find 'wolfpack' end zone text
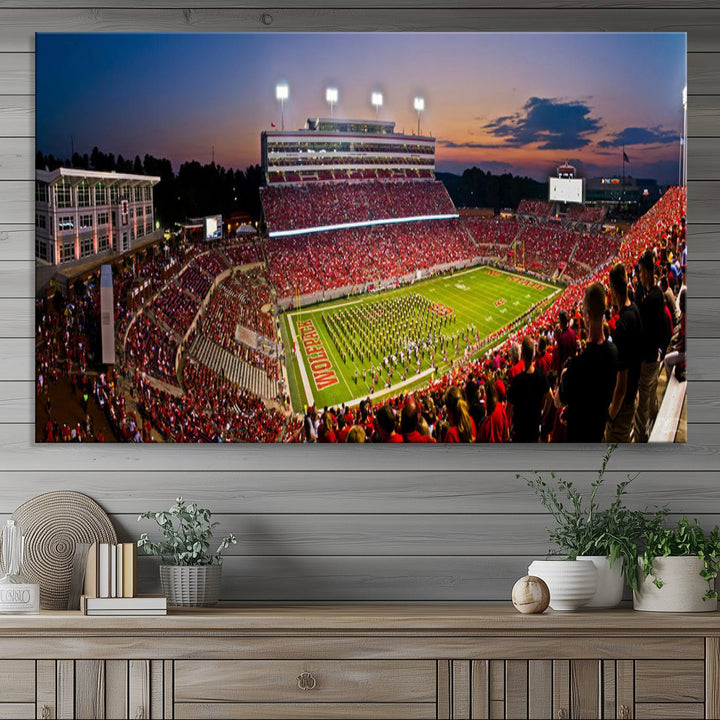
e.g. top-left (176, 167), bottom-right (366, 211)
top-left (297, 319), bottom-right (339, 390)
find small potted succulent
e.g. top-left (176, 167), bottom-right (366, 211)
top-left (633, 516), bottom-right (720, 613)
top-left (138, 497), bottom-right (236, 607)
top-left (519, 445), bottom-right (665, 609)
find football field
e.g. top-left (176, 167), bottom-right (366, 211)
top-left (281, 265), bottom-right (559, 410)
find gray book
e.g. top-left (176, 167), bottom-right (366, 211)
top-left (67, 543), bottom-right (91, 610)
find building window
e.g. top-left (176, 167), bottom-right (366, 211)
top-left (80, 236), bottom-right (94, 258)
top-left (77, 184), bottom-right (91, 207)
top-left (144, 186), bottom-right (151, 201)
top-left (58, 216), bottom-right (74, 232)
top-left (35, 238), bottom-right (47, 260)
top-left (146, 222), bottom-right (152, 235)
top-left (35, 213), bottom-right (47, 229)
top-left (136, 206), bottom-right (144, 217)
top-left (111, 211), bottom-right (117, 227)
top-left (97, 211), bottom-right (109, 226)
top-left (146, 206), bottom-right (152, 217)
top-left (109, 186), bottom-right (120, 204)
top-left (60, 241), bottom-right (75, 263)
top-left (55, 183), bottom-right (73, 208)
top-left (35, 182), bottom-right (49, 203)
top-left (98, 234), bottom-right (110, 251)
top-left (95, 184), bottom-right (107, 206)
top-left (79, 214), bottom-right (93, 229)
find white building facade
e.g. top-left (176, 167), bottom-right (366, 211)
top-left (35, 167), bottom-right (160, 266)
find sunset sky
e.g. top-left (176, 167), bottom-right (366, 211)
top-left (37, 33), bottom-right (686, 184)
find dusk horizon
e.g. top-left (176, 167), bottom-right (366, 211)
top-left (37, 32), bottom-right (686, 186)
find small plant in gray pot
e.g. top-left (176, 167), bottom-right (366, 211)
top-left (138, 497), bottom-right (236, 607)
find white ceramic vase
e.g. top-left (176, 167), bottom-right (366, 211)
top-left (577, 555), bottom-right (624, 608)
top-left (633, 556), bottom-right (718, 613)
top-left (527, 559), bottom-right (598, 611)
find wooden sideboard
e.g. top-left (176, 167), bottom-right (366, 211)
top-left (0, 606), bottom-right (717, 719)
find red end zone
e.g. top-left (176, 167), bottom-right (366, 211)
top-left (297, 319), bottom-right (339, 390)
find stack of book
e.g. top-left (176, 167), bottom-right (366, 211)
top-left (81, 542), bottom-right (167, 615)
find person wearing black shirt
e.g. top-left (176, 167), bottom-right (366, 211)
top-left (633, 250), bottom-right (667, 442)
top-left (507, 336), bottom-right (552, 443)
top-left (556, 282), bottom-right (618, 442)
top-left (606, 263), bottom-right (643, 442)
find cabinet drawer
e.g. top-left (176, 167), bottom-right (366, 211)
top-left (174, 702), bottom-right (436, 719)
top-left (0, 661), bottom-right (35, 702)
top-left (174, 660), bottom-right (436, 703)
top-left (635, 703), bottom-right (704, 719)
top-left (0, 705), bottom-right (34, 720)
top-left (635, 660), bottom-right (704, 702)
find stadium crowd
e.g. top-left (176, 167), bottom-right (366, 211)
top-left (290, 186), bottom-right (686, 443)
top-left (261, 178), bottom-right (456, 233)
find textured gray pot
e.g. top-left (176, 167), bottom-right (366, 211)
top-left (633, 556), bottom-right (717, 612)
top-left (159, 564), bottom-right (221, 607)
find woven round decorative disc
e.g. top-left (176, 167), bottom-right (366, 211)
top-left (11, 491), bottom-right (117, 610)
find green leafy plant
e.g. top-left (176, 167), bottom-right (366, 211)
top-left (137, 497), bottom-right (237, 566)
top-left (517, 444), bottom-right (666, 592)
top-left (640, 515), bottom-right (720, 601)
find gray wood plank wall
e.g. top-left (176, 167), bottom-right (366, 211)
top-left (0, 2), bottom-right (718, 602)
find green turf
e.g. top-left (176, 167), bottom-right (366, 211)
top-left (283, 265), bottom-right (559, 410)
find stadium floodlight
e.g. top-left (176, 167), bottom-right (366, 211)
top-left (414, 96), bottom-right (425, 135)
top-left (326, 87), bottom-right (338, 118)
top-left (371, 91), bottom-right (383, 120)
top-left (275, 83), bottom-right (289, 131)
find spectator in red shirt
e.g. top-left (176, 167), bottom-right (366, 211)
top-left (477, 380), bottom-right (509, 443)
top-left (375, 404), bottom-right (403, 443)
top-left (401, 396), bottom-right (435, 443)
top-left (443, 386), bottom-right (476, 443)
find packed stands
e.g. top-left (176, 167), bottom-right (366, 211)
top-left (266, 219), bottom-right (475, 298)
top-left (261, 179), bottom-right (456, 233)
top-left (517, 199), bottom-right (552, 218)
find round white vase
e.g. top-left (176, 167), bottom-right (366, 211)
top-left (577, 555), bottom-right (624, 608)
top-left (633, 556), bottom-right (718, 613)
top-left (527, 559), bottom-right (597, 611)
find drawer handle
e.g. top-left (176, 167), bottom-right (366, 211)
top-left (40, 705), bottom-right (51, 720)
top-left (619, 704), bottom-right (631, 719)
top-left (134, 705), bottom-right (146, 719)
top-left (557, 710), bottom-right (567, 719)
top-left (297, 672), bottom-right (317, 691)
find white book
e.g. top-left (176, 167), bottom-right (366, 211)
top-left (84, 595), bottom-right (167, 611)
top-left (98, 543), bottom-right (111, 598)
top-left (110, 544), bottom-right (117, 598)
top-left (116, 544), bottom-right (124, 598)
top-left (85, 609), bottom-right (167, 616)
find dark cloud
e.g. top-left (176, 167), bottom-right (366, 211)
top-left (482, 97), bottom-right (603, 150)
top-left (597, 126), bottom-right (678, 148)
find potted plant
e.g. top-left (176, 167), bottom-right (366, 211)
top-left (519, 444), bottom-right (665, 609)
top-left (633, 516), bottom-right (720, 613)
top-left (138, 497), bottom-right (236, 607)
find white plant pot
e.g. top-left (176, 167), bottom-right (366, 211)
top-left (633, 556), bottom-right (717, 613)
top-left (577, 555), bottom-right (624, 608)
top-left (527, 559), bottom-right (597, 611)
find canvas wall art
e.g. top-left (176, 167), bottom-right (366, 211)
top-left (35, 32), bottom-right (687, 443)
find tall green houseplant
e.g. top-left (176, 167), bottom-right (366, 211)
top-left (518, 444), bottom-right (665, 591)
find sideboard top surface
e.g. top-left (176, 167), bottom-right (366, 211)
top-left (0, 606), bottom-right (718, 636)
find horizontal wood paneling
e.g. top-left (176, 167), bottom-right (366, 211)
top-left (0, 9), bottom-right (713, 53)
top-left (0, 53), bottom-right (32, 94)
top-left (0, 95), bottom-right (31, 136)
top-left (0, 3), bottom-right (718, 19)
top-left (0, 469), bottom-right (718, 512)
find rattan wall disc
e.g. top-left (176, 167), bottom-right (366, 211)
top-left (11, 491), bottom-right (117, 610)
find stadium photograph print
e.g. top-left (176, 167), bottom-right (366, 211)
top-left (34, 32), bottom-right (687, 444)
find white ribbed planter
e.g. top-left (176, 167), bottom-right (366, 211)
top-left (577, 556), bottom-right (624, 609)
top-left (527, 559), bottom-right (597, 611)
top-left (633, 556), bottom-right (717, 613)
top-left (160, 564), bottom-right (222, 607)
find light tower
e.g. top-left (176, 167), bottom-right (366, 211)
top-left (275, 83), bottom-right (289, 131)
top-left (326, 87), bottom-right (338, 118)
top-left (682, 85), bottom-right (688, 188)
top-left (414, 96), bottom-right (425, 136)
top-left (371, 91), bottom-right (383, 120)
